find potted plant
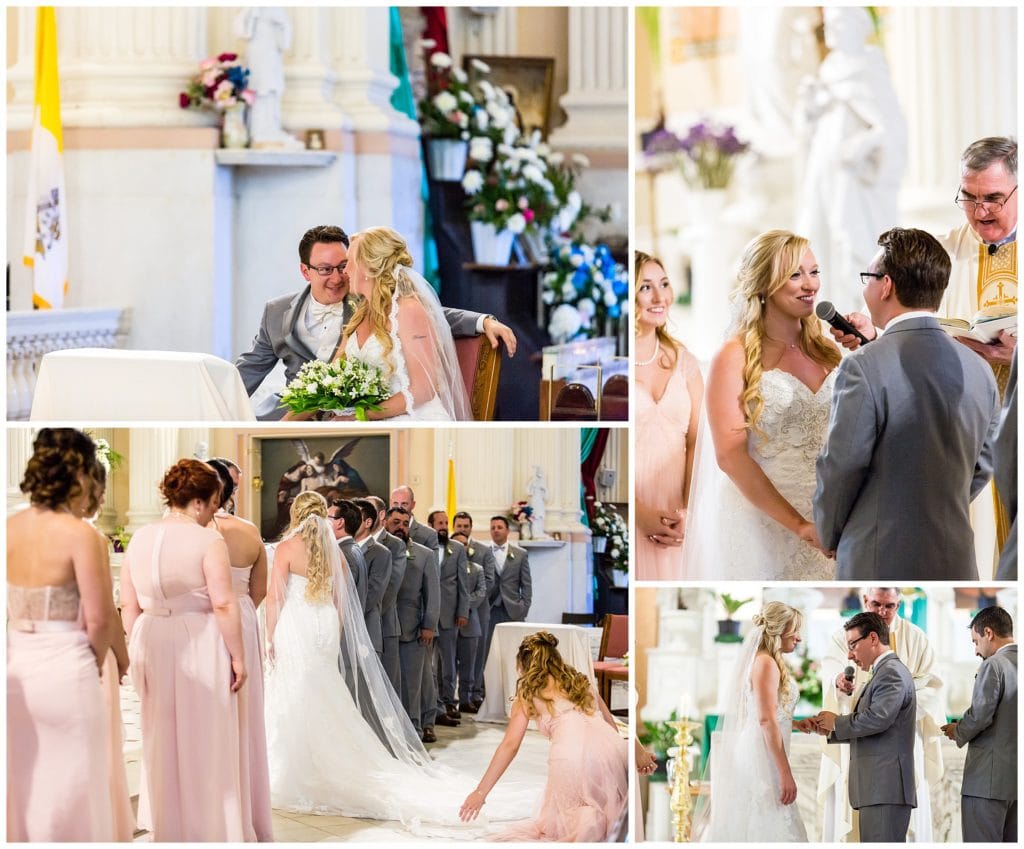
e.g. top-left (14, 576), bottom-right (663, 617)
top-left (639, 711), bottom-right (679, 782)
top-left (509, 501), bottom-right (533, 540)
top-left (592, 501), bottom-right (628, 586)
top-left (417, 50), bottom-right (475, 180)
top-left (715, 593), bottom-right (752, 643)
top-left (179, 53), bottom-right (255, 149)
top-left (109, 526), bottom-right (132, 554)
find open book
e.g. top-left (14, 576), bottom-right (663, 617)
top-left (938, 307), bottom-right (1017, 344)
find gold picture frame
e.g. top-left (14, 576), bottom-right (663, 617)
top-left (464, 54), bottom-right (556, 140)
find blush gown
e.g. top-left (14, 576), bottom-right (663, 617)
top-left (494, 695), bottom-right (629, 842)
top-left (125, 520), bottom-right (246, 841)
top-left (7, 581), bottom-right (115, 841)
top-left (636, 346), bottom-right (701, 580)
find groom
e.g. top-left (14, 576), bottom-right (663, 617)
top-left (235, 224), bottom-right (519, 419)
top-left (813, 227), bottom-right (1000, 580)
top-left (814, 611), bottom-right (917, 843)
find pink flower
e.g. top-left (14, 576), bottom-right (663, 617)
top-left (199, 58), bottom-right (216, 71)
top-left (495, 199), bottom-right (510, 212)
top-left (523, 209), bottom-right (535, 223)
top-left (217, 52), bottom-right (238, 63)
top-left (517, 196), bottom-right (529, 210)
top-left (241, 89), bottom-right (256, 106)
top-left (179, 92), bottom-right (191, 109)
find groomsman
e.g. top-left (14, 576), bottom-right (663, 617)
top-left (453, 511), bottom-right (496, 710)
top-left (427, 510), bottom-right (469, 723)
top-left (815, 612), bottom-right (917, 843)
top-left (451, 529), bottom-right (488, 713)
top-left (352, 498), bottom-right (392, 662)
top-left (327, 499), bottom-right (367, 608)
top-left (485, 516), bottom-right (532, 665)
top-left (370, 497), bottom-right (408, 694)
top-left (387, 507), bottom-right (440, 743)
top-left (942, 606), bottom-right (1017, 842)
top-left (390, 485), bottom-right (438, 549)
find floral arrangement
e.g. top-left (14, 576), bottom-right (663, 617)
top-left (417, 50), bottom-right (476, 141)
top-left (542, 240), bottom-right (629, 344)
top-left (279, 359), bottom-right (391, 421)
top-left (643, 119), bottom-right (749, 190)
top-left (592, 501), bottom-right (628, 572)
top-left (509, 501), bottom-right (533, 525)
top-left (789, 647), bottom-right (823, 707)
top-left (179, 53), bottom-right (254, 112)
top-left (109, 526), bottom-right (132, 554)
top-left (86, 433), bottom-right (123, 474)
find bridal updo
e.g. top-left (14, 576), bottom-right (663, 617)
top-left (732, 230), bottom-right (840, 436)
top-left (342, 226), bottom-right (416, 379)
top-left (287, 491), bottom-right (333, 603)
top-left (753, 601), bottom-right (802, 700)
top-left (514, 631), bottom-right (596, 718)
top-left (21, 428), bottom-right (100, 510)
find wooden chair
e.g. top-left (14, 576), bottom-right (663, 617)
top-left (454, 335), bottom-right (501, 421)
top-left (600, 374), bottom-right (629, 421)
top-left (550, 382), bottom-right (598, 420)
top-left (593, 613), bottom-right (628, 707)
top-left (561, 612), bottom-right (596, 626)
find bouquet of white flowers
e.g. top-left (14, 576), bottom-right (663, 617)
top-left (592, 501), bottom-right (629, 573)
top-left (279, 359), bottom-right (391, 421)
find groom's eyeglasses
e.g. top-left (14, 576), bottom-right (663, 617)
top-left (859, 272), bottom-right (885, 286)
top-left (847, 634), bottom-right (869, 651)
top-left (306, 263), bottom-right (348, 277)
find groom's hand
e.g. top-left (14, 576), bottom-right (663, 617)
top-left (834, 672), bottom-right (855, 696)
top-left (420, 627), bottom-right (435, 646)
top-left (483, 316), bottom-right (517, 357)
top-left (814, 710), bottom-right (837, 734)
top-left (940, 721), bottom-right (958, 741)
top-left (828, 311), bottom-right (877, 351)
top-left (793, 718), bottom-right (817, 734)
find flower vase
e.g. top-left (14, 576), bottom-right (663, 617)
top-left (611, 568), bottom-right (629, 588)
top-left (426, 138), bottom-right (468, 181)
top-left (592, 535), bottom-right (608, 553)
top-left (519, 521), bottom-right (532, 541)
top-left (470, 221), bottom-right (515, 265)
top-left (221, 103), bottom-right (249, 149)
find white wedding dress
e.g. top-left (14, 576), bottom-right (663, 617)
top-left (344, 331), bottom-right (449, 421)
top-left (684, 368), bottom-right (837, 580)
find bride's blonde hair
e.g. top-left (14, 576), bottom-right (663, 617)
top-left (733, 230), bottom-right (840, 436)
top-left (288, 491), bottom-right (333, 603)
top-left (753, 601), bottom-right (802, 701)
top-left (341, 226), bottom-right (416, 379)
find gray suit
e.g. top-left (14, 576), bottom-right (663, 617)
top-left (954, 644), bottom-right (1017, 842)
top-left (829, 652), bottom-right (917, 842)
top-left (485, 543), bottom-right (532, 664)
top-left (433, 540), bottom-right (470, 709)
top-left (359, 537), bottom-right (392, 656)
top-left (234, 284), bottom-right (485, 420)
top-left (376, 529), bottom-right (408, 694)
top-left (409, 517), bottom-right (439, 550)
top-left (338, 537), bottom-right (367, 610)
top-left (396, 540), bottom-right (439, 733)
top-left (456, 561), bottom-right (487, 704)
top-left (464, 540), bottom-right (496, 701)
top-left (994, 350), bottom-right (1017, 581)
top-left (814, 316), bottom-right (999, 580)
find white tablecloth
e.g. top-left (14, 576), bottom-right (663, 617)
top-left (475, 622), bottom-right (596, 722)
top-left (30, 348), bottom-right (255, 421)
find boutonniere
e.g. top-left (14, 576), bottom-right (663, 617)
top-left (446, 545), bottom-right (453, 556)
top-left (468, 546), bottom-right (475, 557)
top-left (507, 549), bottom-right (515, 561)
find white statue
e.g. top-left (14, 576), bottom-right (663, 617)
top-left (525, 465), bottom-right (549, 539)
top-left (235, 7), bottom-right (303, 150)
top-left (796, 7), bottom-right (907, 311)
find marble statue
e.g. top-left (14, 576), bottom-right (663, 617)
top-left (235, 7), bottom-right (303, 150)
top-left (526, 465), bottom-right (548, 538)
top-left (796, 7), bottom-right (907, 311)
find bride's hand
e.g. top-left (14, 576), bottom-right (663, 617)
top-left (795, 520), bottom-right (830, 556)
top-left (779, 768), bottom-right (798, 806)
top-left (459, 789), bottom-right (486, 822)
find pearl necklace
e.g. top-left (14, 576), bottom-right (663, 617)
top-left (636, 338), bottom-right (660, 367)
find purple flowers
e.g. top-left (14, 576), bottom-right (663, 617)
top-left (643, 119), bottom-right (749, 189)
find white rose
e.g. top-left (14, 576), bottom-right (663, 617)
top-left (475, 110), bottom-right (489, 132)
top-left (572, 153), bottom-right (591, 168)
top-left (536, 143), bottom-right (551, 158)
top-left (561, 282), bottom-right (577, 299)
top-left (430, 52), bottom-right (453, 69)
top-left (548, 304), bottom-right (583, 342)
top-left (432, 91), bottom-right (458, 113)
top-left (452, 67), bottom-right (468, 84)
top-left (542, 289), bottom-right (555, 304)
top-left (506, 212), bottom-right (527, 235)
top-left (610, 548), bottom-right (621, 558)
top-left (521, 163), bottom-right (545, 184)
top-left (461, 170), bottom-right (484, 194)
top-left (549, 151), bottom-right (565, 167)
top-left (577, 297), bottom-right (596, 318)
top-left (469, 137), bottom-right (493, 162)
top-left (543, 272), bottom-right (559, 286)
top-left (458, 90), bottom-right (475, 105)
top-left (568, 190), bottom-right (582, 212)
top-left (471, 58), bottom-right (491, 74)
top-left (570, 254), bottom-right (584, 268)
top-left (604, 290), bottom-right (618, 307)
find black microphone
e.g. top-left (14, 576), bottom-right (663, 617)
top-left (844, 665), bottom-right (855, 683)
top-left (988, 243), bottom-right (999, 256)
top-left (816, 301), bottom-right (873, 346)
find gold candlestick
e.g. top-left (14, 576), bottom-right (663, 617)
top-left (668, 718), bottom-right (701, 842)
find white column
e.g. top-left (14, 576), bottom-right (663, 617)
top-left (548, 8), bottom-right (628, 151)
top-left (7, 429), bottom-right (35, 515)
top-left (885, 7), bottom-right (1017, 224)
top-left (447, 7), bottom-right (517, 64)
top-left (125, 429), bottom-right (178, 532)
top-left (8, 7), bottom-right (210, 130)
top-left (433, 429), bottom-right (516, 524)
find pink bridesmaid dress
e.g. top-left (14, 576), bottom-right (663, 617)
top-left (495, 696), bottom-right (628, 842)
top-left (636, 346), bottom-right (701, 580)
top-left (7, 581), bottom-right (114, 841)
top-left (231, 564), bottom-right (274, 841)
top-left (100, 649), bottom-right (136, 840)
top-left (125, 521), bottom-right (246, 842)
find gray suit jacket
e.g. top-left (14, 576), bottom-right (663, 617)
top-left (435, 539), bottom-right (470, 630)
top-left (830, 652), bottom-right (917, 809)
top-left (464, 540), bottom-right (496, 612)
top-left (954, 644), bottom-right (1017, 801)
top-left (360, 537), bottom-right (392, 652)
top-left (234, 284), bottom-right (485, 419)
top-left (396, 540), bottom-right (439, 643)
top-left (409, 518), bottom-right (439, 550)
top-left (338, 537), bottom-right (367, 610)
top-left (459, 561), bottom-right (488, 638)
top-left (814, 317), bottom-right (999, 581)
top-left (377, 529), bottom-right (408, 640)
top-left (489, 544), bottom-right (532, 620)
top-left (994, 350), bottom-right (1017, 581)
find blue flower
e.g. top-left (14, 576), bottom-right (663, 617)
top-left (608, 303), bottom-right (621, 319)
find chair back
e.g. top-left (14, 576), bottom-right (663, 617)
top-left (561, 612), bottom-right (595, 626)
top-left (598, 613), bottom-right (628, 660)
top-left (454, 335), bottom-right (501, 421)
top-left (551, 382), bottom-right (597, 420)
top-left (600, 374), bottom-right (629, 420)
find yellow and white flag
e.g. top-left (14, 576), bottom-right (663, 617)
top-left (23, 7), bottom-right (68, 309)
top-left (446, 444), bottom-right (457, 521)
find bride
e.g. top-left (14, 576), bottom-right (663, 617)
top-left (264, 491), bottom-right (525, 832)
top-left (694, 602), bottom-right (813, 842)
top-left (331, 226), bottom-right (470, 421)
top-left (683, 230), bottom-right (840, 580)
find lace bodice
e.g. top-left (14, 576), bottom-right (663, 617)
top-left (739, 669), bottom-right (800, 753)
top-left (344, 332), bottom-right (409, 406)
top-left (7, 581), bottom-right (81, 623)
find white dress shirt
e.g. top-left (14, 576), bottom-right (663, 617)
top-left (294, 295), bottom-right (348, 361)
top-left (492, 542), bottom-right (508, 574)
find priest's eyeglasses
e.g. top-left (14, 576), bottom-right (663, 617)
top-left (954, 184), bottom-right (1017, 212)
top-left (305, 263), bottom-right (348, 277)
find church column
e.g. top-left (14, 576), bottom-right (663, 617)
top-left (446, 7), bottom-right (518, 64)
top-left (884, 7), bottom-right (1017, 225)
top-left (7, 429), bottom-right (35, 515)
top-left (125, 429), bottom-right (179, 532)
top-left (433, 429), bottom-right (515, 526)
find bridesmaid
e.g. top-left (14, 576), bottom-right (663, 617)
top-left (207, 459), bottom-right (273, 841)
top-left (634, 252), bottom-right (704, 579)
top-left (459, 632), bottom-right (628, 841)
top-left (7, 429), bottom-right (117, 840)
top-left (120, 459), bottom-right (248, 841)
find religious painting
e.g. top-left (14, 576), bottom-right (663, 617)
top-left (255, 433), bottom-right (391, 540)
top-left (464, 55), bottom-right (555, 139)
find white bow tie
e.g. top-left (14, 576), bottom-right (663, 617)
top-left (310, 300), bottom-right (345, 322)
